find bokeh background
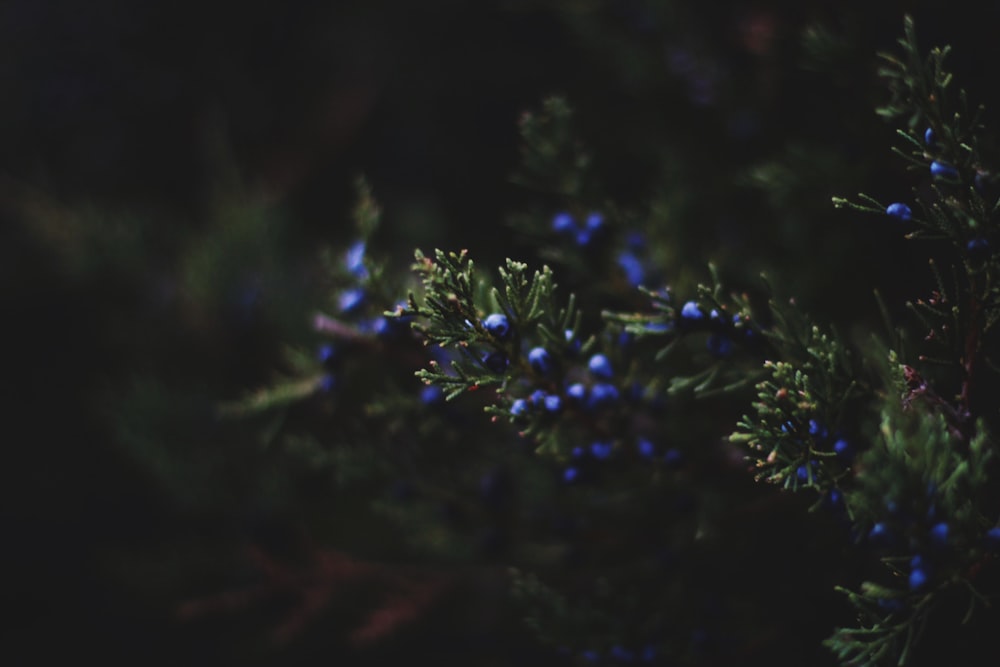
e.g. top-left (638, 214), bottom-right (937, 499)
top-left (5, 1), bottom-right (1000, 664)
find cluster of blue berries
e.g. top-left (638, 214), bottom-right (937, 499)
top-left (507, 349), bottom-right (622, 427)
top-left (675, 300), bottom-right (755, 358)
top-left (567, 643), bottom-right (660, 664)
top-left (884, 128), bottom-right (993, 263)
top-left (553, 208), bottom-right (657, 290)
top-left (565, 353), bottom-right (622, 413)
top-left (865, 483), bottom-right (1000, 595)
top-left (561, 434), bottom-right (684, 485)
top-left (884, 125), bottom-right (954, 222)
top-left (552, 210), bottom-right (607, 248)
top-left (510, 388), bottom-right (563, 418)
top-left (923, 125), bottom-right (960, 181)
top-left (478, 312), bottom-right (514, 375)
top-left (487, 316), bottom-right (683, 482)
top-left (874, 524), bottom-right (945, 593)
top-left (771, 417), bottom-right (855, 494)
top-left (806, 420), bottom-right (855, 465)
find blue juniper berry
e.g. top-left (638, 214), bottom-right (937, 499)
top-left (420, 384), bottom-right (444, 405)
top-left (570, 212), bottom-right (606, 248)
top-left (833, 438), bottom-right (854, 462)
top-left (564, 329), bottom-right (582, 354)
top-left (566, 382), bottom-right (588, 403)
top-left (636, 438), bottom-right (656, 459)
top-left (528, 346), bottom-right (553, 375)
top-left (618, 250), bottom-right (645, 287)
top-left (590, 441), bottom-right (614, 460)
top-left (483, 313), bottom-right (511, 339)
top-left (543, 394), bottom-right (562, 412)
top-left (588, 382), bottom-right (620, 408)
top-left (588, 353), bottom-right (613, 380)
top-left (808, 419), bottom-right (828, 439)
top-left (975, 170), bottom-right (996, 194)
top-left (680, 300), bottom-right (704, 322)
top-left (966, 237), bottom-right (990, 262)
top-left (317, 343), bottom-right (337, 365)
top-left (930, 522), bottom-right (949, 547)
top-left (885, 202), bottom-right (913, 221)
top-left (552, 211), bottom-right (576, 234)
top-left (585, 211), bottom-right (604, 232)
top-left (510, 398), bottom-right (529, 417)
top-left (930, 160), bottom-right (959, 179)
top-left (338, 287), bottom-right (366, 313)
top-left (869, 522), bottom-right (891, 545)
top-left (345, 240), bottom-right (368, 279)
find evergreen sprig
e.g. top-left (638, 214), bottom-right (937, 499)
top-left (602, 266), bottom-right (765, 398)
top-left (820, 17), bottom-right (1000, 666)
top-left (729, 287), bottom-right (869, 497)
top-left (404, 248), bottom-right (571, 401)
top-left (824, 580), bottom-right (930, 667)
top-left (824, 403), bottom-right (994, 667)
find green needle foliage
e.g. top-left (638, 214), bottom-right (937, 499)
top-left (215, 16), bottom-right (1000, 665)
top-left (40, 9), bottom-right (1000, 667)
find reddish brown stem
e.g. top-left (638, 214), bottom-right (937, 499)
top-left (957, 289), bottom-right (980, 429)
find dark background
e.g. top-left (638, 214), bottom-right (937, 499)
top-left (4, 1), bottom-right (1000, 664)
